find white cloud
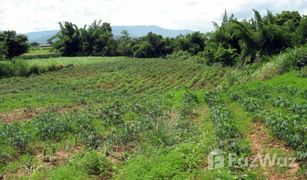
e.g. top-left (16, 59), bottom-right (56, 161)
top-left (0, 0), bottom-right (306, 33)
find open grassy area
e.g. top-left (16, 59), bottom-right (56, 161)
top-left (0, 56), bottom-right (306, 179)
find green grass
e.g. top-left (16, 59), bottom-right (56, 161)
top-left (27, 47), bottom-right (52, 54)
top-left (26, 56), bottom-right (122, 67)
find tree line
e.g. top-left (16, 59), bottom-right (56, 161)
top-left (50, 10), bottom-right (307, 66)
top-left (0, 9), bottom-right (306, 66)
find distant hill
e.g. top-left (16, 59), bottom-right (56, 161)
top-left (111, 25), bottom-right (192, 38)
top-left (26, 25), bottom-right (193, 44)
top-left (26, 30), bottom-right (58, 44)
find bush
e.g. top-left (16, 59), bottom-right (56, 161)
top-left (28, 65), bottom-right (40, 75)
top-left (298, 66), bottom-right (307, 77)
top-left (0, 60), bottom-right (29, 77)
top-left (11, 61), bottom-right (29, 76)
top-left (132, 42), bottom-right (155, 58)
top-left (0, 62), bottom-right (13, 77)
top-left (0, 60), bottom-right (66, 78)
top-left (167, 50), bottom-right (191, 61)
top-left (47, 64), bottom-right (64, 71)
top-left (80, 151), bottom-right (114, 177)
top-left (214, 46), bottom-right (238, 66)
top-left (167, 50), bottom-right (208, 64)
top-left (18, 53), bottom-right (61, 60)
top-left (281, 47), bottom-right (307, 71)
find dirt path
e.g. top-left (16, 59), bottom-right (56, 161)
top-left (250, 122), bottom-right (301, 180)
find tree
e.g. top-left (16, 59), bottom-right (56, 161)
top-left (176, 32), bottom-right (206, 55)
top-left (274, 11), bottom-right (301, 31)
top-left (83, 20), bottom-right (115, 56)
top-left (52, 20), bottom-right (116, 56)
top-left (132, 41), bottom-right (155, 58)
top-left (296, 16), bottom-right (307, 44)
top-left (116, 30), bottom-right (133, 56)
top-left (132, 32), bottom-right (172, 58)
top-left (205, 9), bottom-right (300, 65)
top-left (30, 42), bottom-right (39, 47)
top-left (0, 31), bottom-right (29, 60)
top-left (52, 22), bottom-right (81, 56)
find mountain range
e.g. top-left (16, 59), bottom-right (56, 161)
top-left (25, 25), bottom-right (193, 44)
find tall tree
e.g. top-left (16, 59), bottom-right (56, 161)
top-left (52, 22), bottom-right (81, 56)
top-left (0, 31), bottom-right (29, 60)
top-left (117, 30), bottom-right (133, 56)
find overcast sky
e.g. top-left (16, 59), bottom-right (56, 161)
top-left (0, 0), bottom-right (307, 33)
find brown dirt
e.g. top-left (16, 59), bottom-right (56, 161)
top-left (48, 146), bottom-right (82, 166)
top-left (250, 122), bottom-right (301, 180)
top-left (0, 107), bottom-right (45, 123)
top-left (109, 144), bottom-right (134, 164)
top-left (35, 146), bottom-right (82, 169)
top-left (99, 83), bottom-right (115, 90)
top-left (0, 105), bottom-right (83, 123)
top-left (3, 146), bottom-right (82, 179)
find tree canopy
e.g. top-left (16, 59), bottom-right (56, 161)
top-left (49, 10), bottom-right (307, 66)
top-left (0, 31), bottom-right (29, 60)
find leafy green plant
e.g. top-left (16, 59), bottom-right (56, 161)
top-left (80, 151), bottom-right (114, 177)
top-left (0, 124), bottom-right (30, 152)
top-left (272, 96), bottom-right (291, 108)
top-left (292, 103), bottom-right (307, 118)
top-left (33, 113), bottom-right (71, 140)
top-left (98, 102), bottom-right (125, 126)
top-left (242, 97), bottom-right (263, 113)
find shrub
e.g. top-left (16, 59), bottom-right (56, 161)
top-left (0, 62), bottom-right (13, 77)
top-left (167, 50), bottom-right (191, 61)
top-left (167, 51), bottom-right (208, 64)
top-left (298, 65), bottom-right (307, 77)
top-left (18, 53), bottom-right (61, 60)
top-left (80, 151), bottom-right (114, 177)
top-left (132, 42), bottom-right (155, 58)
top-left (281, 47), bottom-right (307, 71)
top-left (214, 46), bottom-right (238, 66)
top-left (28, 65), bottom-right (40, 75)
top-left (49, 151), bottom-right (114, 179)
top-left (11, 60), bottom-right (29, 76)
top-left (0, 60), bottom-right (66, 78)
top-left (147, 116), bottom-right (179, 146)
top-left (47, 64), bottom-right (64, 71)
top-left (0, 60), bottom-right (29, 77)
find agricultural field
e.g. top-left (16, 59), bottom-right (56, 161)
top-left (0, 56), bottom-right (306, 179)
top-left (19, 47), bottom-right (60, 60)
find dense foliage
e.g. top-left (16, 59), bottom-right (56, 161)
top-left (0, 31), bottom-right (29, 60)
top-left (50, 10), bottom-right (307, 67)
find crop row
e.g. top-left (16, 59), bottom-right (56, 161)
top-left (204, 92), bottom-right (248, 154)
top-left (230, 86), bottom-right (307, 160)
top-left (0, 92), bottom-right (202, 172)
